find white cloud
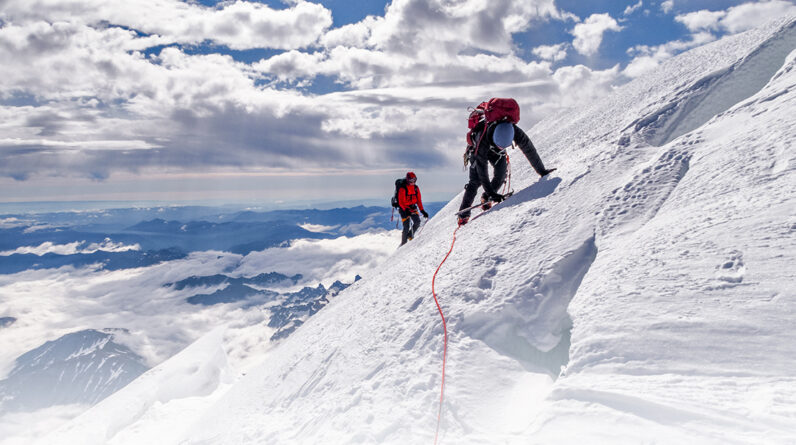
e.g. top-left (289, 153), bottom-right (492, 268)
top-left (0, 0), bottom-right (333, 50)
top-left (368, 0), bottom-right (570, 57)
top-left (532, 43), bottom-right (568, 62)
top-left (0, 217), bottom-right (32, 228)
top-left (236, 232), bottom-right (398, 286)
top-left (571, 13), bottom-right (623, 56)
top-left (0, 229), bottom-right (402, 383)
top-left (252, 50), bottom-right (327, 84)
top-left (675, 1), bottom-right (795, 34)
top-left (0, 250), bottom-right (247, 371)
top-left (640, 0), bottom-right (796, 80)
top-left (717, 1), bottom-right (796, 33)
top-left (661, 0), bottom-right (675, 14)
top-left (675, 9), bottom-right (726, 32)
top-left (0, 238), bottom-right (141, 256)
top-left (298, 223), bottom-right (340, 233)
top-left (624, 1), bottom-right (643, 17)
top-left (320, 16), bottom-right (380, 49)
top-left (552, 64), bottom-right (621, 106)
top-left (0, 0), bottom-right (615, 184)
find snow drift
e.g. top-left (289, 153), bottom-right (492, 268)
top-left (39, 17), bottom-right (796, 445)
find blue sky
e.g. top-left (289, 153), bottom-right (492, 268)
top-left (0, 0), bottom-right (793, 207)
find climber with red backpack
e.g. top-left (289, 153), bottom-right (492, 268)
top-left (392, 172), bottom-right (429, 245)
top-left (457, 98), bottom-right (556, 225)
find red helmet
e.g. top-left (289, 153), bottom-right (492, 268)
top-left (406, 172), bottom-right (417, 181)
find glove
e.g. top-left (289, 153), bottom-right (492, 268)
top-left (421, 210), bottom-right (429, 218)
top-left (490, 193), bottom-right (505, 203)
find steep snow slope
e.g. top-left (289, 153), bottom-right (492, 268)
top-left (40, 17), bottom-right (796, 445)
top-left (44, 328), bottom-right (232, 445)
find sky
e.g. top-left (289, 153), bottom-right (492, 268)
top-left (1, 0), bottom-right (794, 207)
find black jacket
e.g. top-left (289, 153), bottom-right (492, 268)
top-left (469, 122), bottom-right (545, 197)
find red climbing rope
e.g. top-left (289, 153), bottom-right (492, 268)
top-left (431, 225), bottom-right (460, 444)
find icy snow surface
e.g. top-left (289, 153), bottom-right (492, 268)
top-left (39, 17), bottom-right (796, 445)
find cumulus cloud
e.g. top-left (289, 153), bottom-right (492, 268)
top-left (320, 16), bottom-right (380, 49)
top-left (532, 43), bottom-right (568, 62)
top-left (552, 64), bottom-right (621, 106)
top-left (0, 0), bottom-right (617, 184)
top-left (675, 9), bottom-right (726, 31)
top-left (0, 0), bottom-right (333, 50)
top-left (676, 1), bottom-right (796, 34)
top-left (661, 0), bottom-right (675, 14)
top-left (571, 13), bottom-right (623, 56)
top-left (368, 0), bottom-right (570, 57)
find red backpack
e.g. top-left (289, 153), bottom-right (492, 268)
top-left (465, 98), bottom-right (520, 162)
top-left (467, 98), bottom-right (520, 130)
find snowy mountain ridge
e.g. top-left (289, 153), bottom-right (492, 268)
top-left (39, 17), bottom-right (796, 445)
top-left (0, 329), bottom-right (149, 414)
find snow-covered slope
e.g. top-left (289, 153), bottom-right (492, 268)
top-left (41, 17), bottom-right (796, 445)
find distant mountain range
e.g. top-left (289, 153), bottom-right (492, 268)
top-left (170, 272), bottom-right (360, 340)
top-left (0, 246), bottom-right (187, 275)
top-left (0, 204), bottom-right (444, 275)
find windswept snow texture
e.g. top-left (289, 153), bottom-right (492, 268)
top-left (628, 21), bottom-right (796, 147)
top-left (40, 17), bottom-right (796, 445)
top-left (0, 330), bottom-right (148, 413)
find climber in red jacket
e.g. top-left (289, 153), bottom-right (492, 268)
top-left (398, 172), bottom-right (429, 245)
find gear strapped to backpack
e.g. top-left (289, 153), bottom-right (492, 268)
top-left (464, 98), bottom-right (520, 166)
top-left (391, 178), bottom-right (407, 208)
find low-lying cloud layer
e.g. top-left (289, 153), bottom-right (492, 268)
top-left (0, 238), bottom-right (140, 256)
top-left (0, 229), bottom-right (399, 378)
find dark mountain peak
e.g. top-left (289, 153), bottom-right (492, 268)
top-left (328, 280), bottom-right (351, 297)
top-left (169, 274), bottom-right (230, 290)
top-left (186, 282), bottom-right (278, 306)
top-left (0, 328), bottom-right (148, 412)
top-left (245, 272), bottom-right (302, 286)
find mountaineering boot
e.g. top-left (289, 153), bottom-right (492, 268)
top-left (541, 167), bottom-right (557, 176)
top-left (480, 192), bottom-right (493, 211)
top-left (481, 196), bottom-right (492, 211)
top-left (458, 216), bottom-right (469, 226)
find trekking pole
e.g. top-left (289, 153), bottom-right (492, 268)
top-left (415, 217), bottom-right (428, 238)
